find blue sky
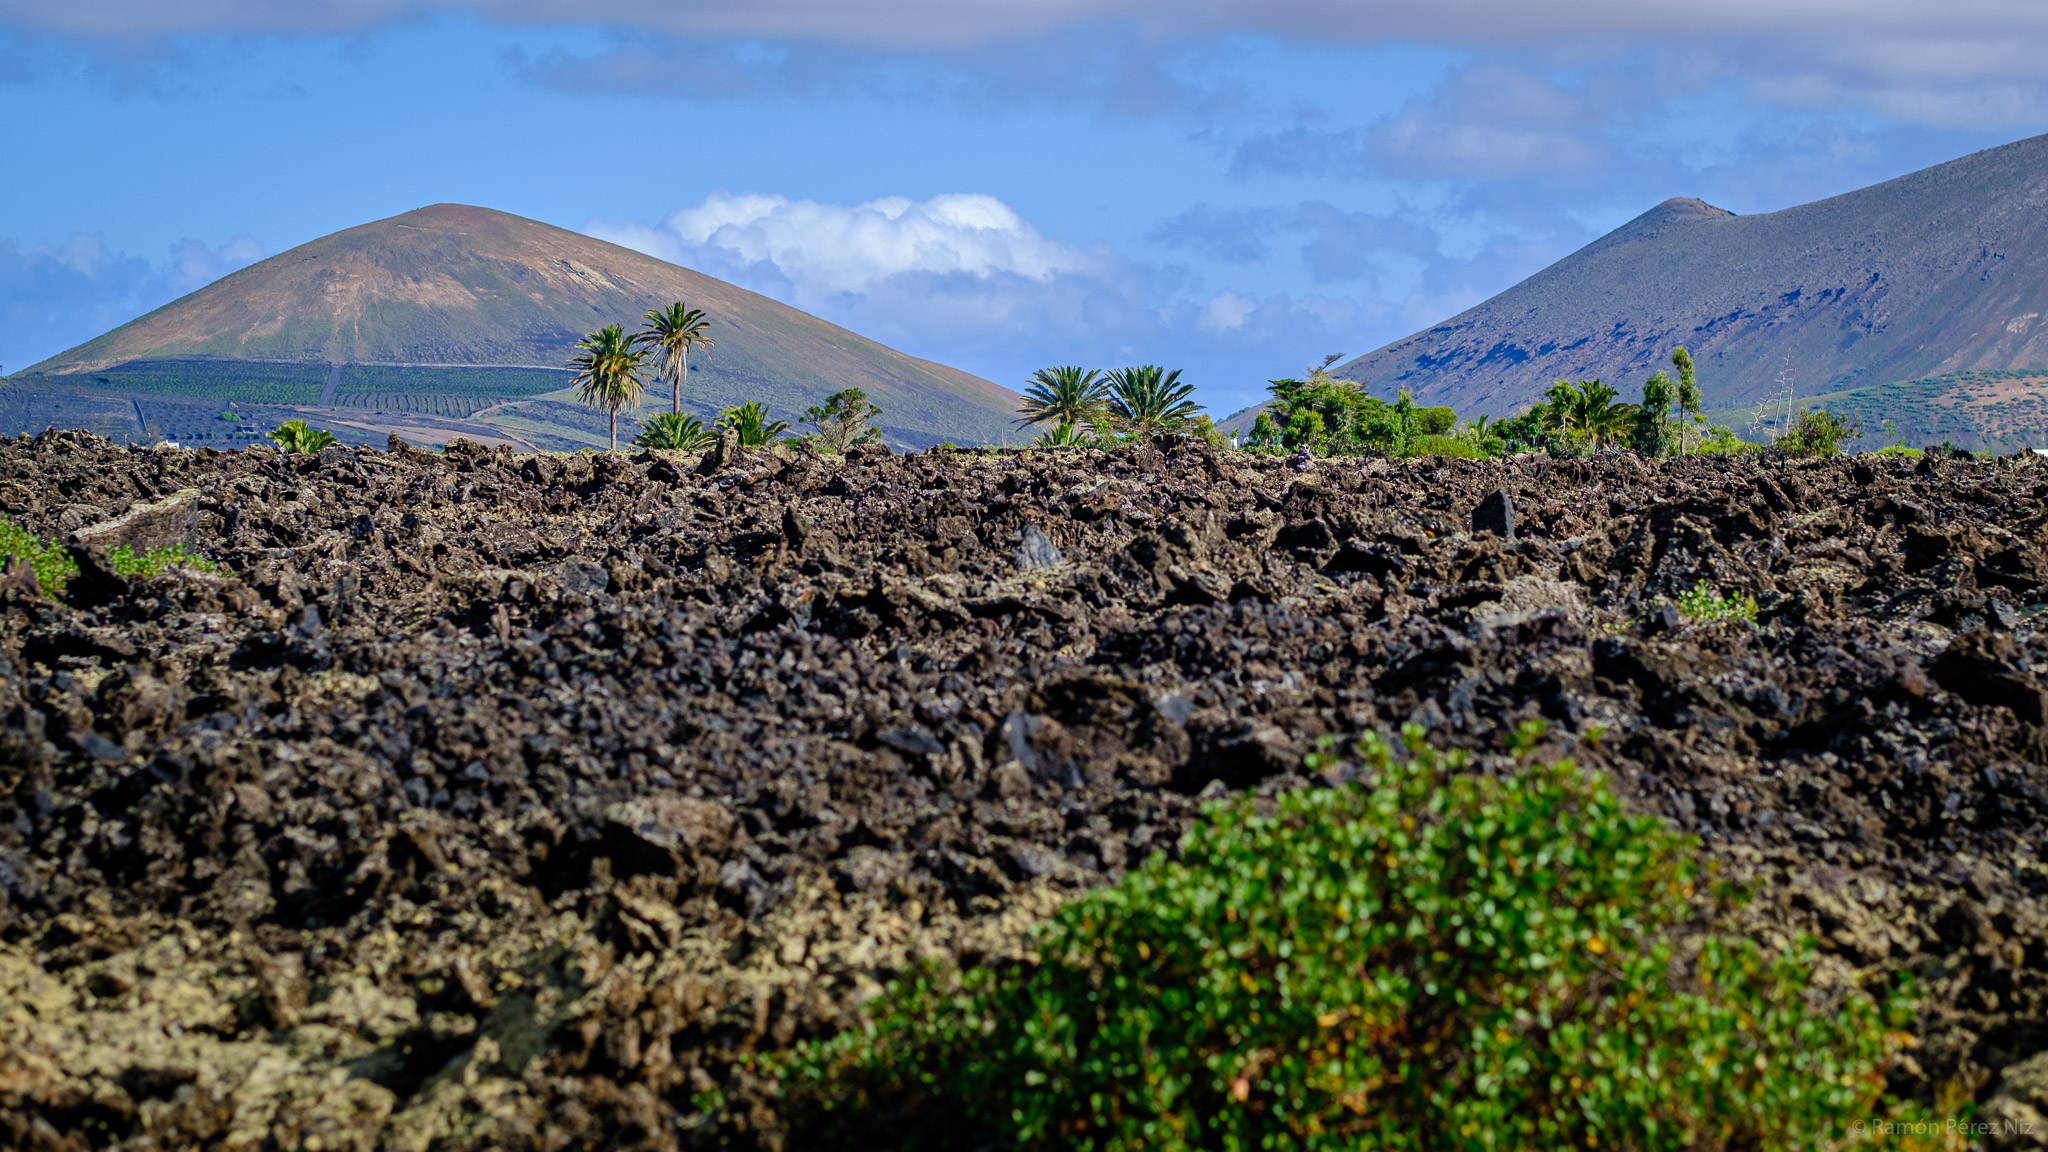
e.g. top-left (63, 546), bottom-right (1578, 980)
top-left (2, 1), bottom-right (2044, 418)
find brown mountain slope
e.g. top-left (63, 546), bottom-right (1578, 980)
top-left (1257, 133), bottom-right (2048, 432)
top-left (22, 204), bottom-right (1019, 448)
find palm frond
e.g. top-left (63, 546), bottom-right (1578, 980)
top-left (1017, 366), bottom-right (1107, 428)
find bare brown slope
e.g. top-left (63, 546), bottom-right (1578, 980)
top-left (26, 204), bottom-right (1019, 446)
top-left (1305, 134), bottom-right (2048, 424)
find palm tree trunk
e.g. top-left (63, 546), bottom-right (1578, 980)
top-left (610, 409), bottom-right (618, 453)
top-left (672, 351), bottom-right (681, 415)
top-left (679, 350), bottom-right (688, 415)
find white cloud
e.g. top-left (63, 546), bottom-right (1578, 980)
top-left (590, 191), bottom-right (1100, 304)
top-left (1201, 289), bottom-right (1255, 332)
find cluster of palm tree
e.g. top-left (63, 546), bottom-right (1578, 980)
top-left (1541, 379), bottom-right (1636, 450)
top-left (568, 303), bottom-right (716, 452)
top-left (1015, 365), bottom-right (1204, 446)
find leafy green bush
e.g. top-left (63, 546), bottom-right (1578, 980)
top-left (633, 411), bottom-right (716, 452)
top-left (108, 542), bottom-right (216, 579)
top-left (268, 420), bottom-right (338, 454)
top-left (0, 516), bottom-right (79, 597)
top-left (1402, 433), bottom-right (1487, 459)
top-left (1872, 444), bottom-right (1924, 458)
top-left (1776, 408), bottom-right (1860, 457)
top-left (1695, 425), bottom-right (1758, 455)
top-left (780, 726), bottom-right (1915, 1151)
top-left (1675, 579), bottom-right (1758, 623)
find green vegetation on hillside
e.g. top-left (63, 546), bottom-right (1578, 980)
top-left (779, 725), bottom-right (1920, 1151)
top-left (1222, 347), bottom-right (1789, 463)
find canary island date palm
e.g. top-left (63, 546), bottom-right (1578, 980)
top-left (638, 303), bottom-right (715, 415)
top-left (1017, 366), bottom-right (1107, 430)
top-left (633, 411), bottom-right (715, 452)
top-left (569, 324), bottom-right (651, 452)
top-left (1105, 365), bottom-right (1202, 435)
top-left (719, 401), bottom-right (791, 447)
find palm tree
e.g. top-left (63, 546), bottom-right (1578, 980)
top-left (1033, 421), bottom-right (1091, 449)
top-left (1104, 365), bottom-right (1202, 434)
top-left (719, 401), bottom-right (790, 447)
top-left (1017, 366), bottom-right (1108, 429)
top-left (633, 411), bottom-right (715, 452)
top-left (638, 303), bottom-right (715, 415)
top-left (1544, 379), bottom-right (1636, 451)
top-left (569, 324), bottom-right (651, 452)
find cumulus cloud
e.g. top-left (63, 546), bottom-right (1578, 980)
top-left (591, 191), bottom-right (1101, 306)
top-left (586, 191), bottom-right (1405, 415)
top-left (0, 232), bottom-right (263, 372)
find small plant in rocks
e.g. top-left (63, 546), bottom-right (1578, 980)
top-left (0, 515), bottom-right (79, 596)
top-left (776, 725), bottom-right (1924, 1151)
top-left (1676, 578), bottom-right (1758, 623)
top-left (109, 542), bottom-right (216, 578)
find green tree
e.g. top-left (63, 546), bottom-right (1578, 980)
top-left (632, 411), bottom-right (715, 452)
top-left (1105, 365), bottom-right (1202, 434)
top-left (803, 388), bottom-right (884, 453)
top-left (1017, 366), bottom-right (1107, 430)
top-left (718, 401), bottom-right (790, 446)
top-left (268, 420), bottom-right (337, 454)
top-left (569, 324), bottom-right (652, 452)
top-left (637, 303), bottom-right (715, 415)
top-left (1672, 346), bottom-right (1703, 454)
top-left (1633, 370), bottom-right (1677, 456)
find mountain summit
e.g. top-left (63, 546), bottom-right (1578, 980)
top-left (1333, 134), bottom-right (2048, 422)
top-left (22, 204), bottom-right (1019, 448)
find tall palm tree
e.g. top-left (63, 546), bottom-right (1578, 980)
top-left (569, 324), bottom-right (651, 452)
top-left (1017, 366), bottom-right (1108, 429)
top-left (1104, 365), bottom-right (1202, 435)
top-left (637, 303), bottom-right (715, 415)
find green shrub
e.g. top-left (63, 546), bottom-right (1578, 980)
top-left (1695, 425), bottom-right (1758, 455)
top-left (1402, 433), bottom-right (1487, 460)
top-left (1776, 408), bottom-right (1860, 457)
top-left (0, 516), bottom-right (79, 597)
top-left (108, 542), bottom-right (216, 579)
top-left (268, 420), bottom-right (337, 454)
top-left (1675, 579), bottom-right (1758, 623)
top-left (780, 726), bottom-right (1915, 1151)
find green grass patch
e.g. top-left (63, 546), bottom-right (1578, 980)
top-left (0, 517), bottom-right (78, 597)
top-left (778, 724), bottom-right (1920, 1151)
top-left (108, 542), bottom-right (216, 579)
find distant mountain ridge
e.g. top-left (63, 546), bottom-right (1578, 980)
top-left (19, 204), bottom-right (1019, 449)
top-left (1313, 134), bottom-right (2048, 430)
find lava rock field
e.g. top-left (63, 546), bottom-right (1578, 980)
top-left (4, 429), bottom-right (2048, 1149)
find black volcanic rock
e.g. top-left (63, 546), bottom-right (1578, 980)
top-left (5, 433), bottom-right (2048, 1148)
